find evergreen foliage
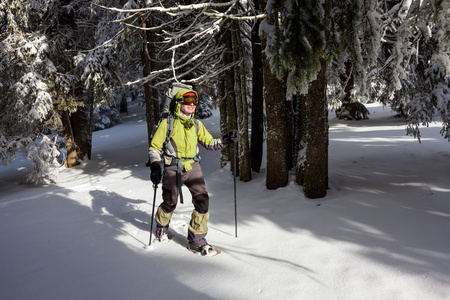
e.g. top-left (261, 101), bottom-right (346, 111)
top-left (0, 0), bottom-right (60, 182)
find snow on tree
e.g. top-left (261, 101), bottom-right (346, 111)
top-left (373, 0), bottom-right (450, 142)
top-left (258, 0), bottom-right (449, 197)
top-left (0, 0), bottom-right (128, 182)
top-left (259, 0), bottom-right (385, 197)
top-left (0, 0), bottom-right (61, 183)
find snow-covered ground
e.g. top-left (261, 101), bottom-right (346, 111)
top-left (1, 103), bottom-right (449, 300)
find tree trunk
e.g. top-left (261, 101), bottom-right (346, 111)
top-left (295, 94), bottom-right (307, 185)
top-left (61, 111), bottom-right (88, 167)
top-left (70, 107), bottom-right (89, 160)
top-left (286, 99), bottom-right (294, 170)
top-left (233, 20), bottom-right (251, 182)
top-left (61, 84), bottom-right (89, 168)
top-left (303, 59), bottom-right (328, 198)
top-left (263, 57), bottom-right (289, 189)
top-left (62, 110), bottom-right (79, 168)
top-left (142, 17), bottom-right (159, 147)
top-left (218, 76), bottom-right (230, 167)
top-left (120, 93), bottom-right (128, 114)
top-left (74, 82), bottom-right (90, 159)
top-left (87, 88), bottom-right (94, 160)
top-left (250, 6), bottom-right (264, 173)
top-left (259, 0), bottom-right (289, 189)
top-left (221, 25), bottom-right (238, 173)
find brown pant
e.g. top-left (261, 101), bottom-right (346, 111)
top-left (160, 161), bottom-right (209, 214)
top-left (156, 161), bottom-right (210, 247)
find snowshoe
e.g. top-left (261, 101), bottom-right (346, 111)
top-left (189, 243), bottom-right (221, 257)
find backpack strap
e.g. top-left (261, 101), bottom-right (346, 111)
top-left (194, 119), bottom-right (198, 134)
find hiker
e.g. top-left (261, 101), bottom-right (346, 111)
top-left (148, 89), bottom-right (238, 255)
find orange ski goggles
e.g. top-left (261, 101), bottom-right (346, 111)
top-left (181, 92), bottom-right (198, 105)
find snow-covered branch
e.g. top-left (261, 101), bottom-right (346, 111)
top-left (95, 1), bottom-right (238, 14)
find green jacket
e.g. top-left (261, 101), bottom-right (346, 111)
top-left (148, 90), bottom-right (225, 171)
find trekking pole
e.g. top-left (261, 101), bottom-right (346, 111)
top-left (148, 183), bottom-right (158, 246)
top-left (233, 142), bottom-right (238, 238)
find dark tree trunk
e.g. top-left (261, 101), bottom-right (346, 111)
top-left (61, 84), bottom-right (89, 168)
top-left (61, 109), bottom-right (88, 168)
top-left (263, 58), bottom-right (289, 189)
top-left (233, 20), bottom-right (251, 182)
top-left (218, 76), bottom-right (230, 167)
top-left (303, 59), bottom-right (328, 198)
top-left (260, 0), bottom-right (289, 190)
top-left (295, 94), bottom-right (307, 185)
top-left (142, 17), bottom-right (159, 147)
top-left (222, 26), bottom-right (238, 174)
top-left (286, 100), bottom-right (294, 170)
top-left (87, 89), bottom-right (94, 160)
top-left (62, 110), bottom-right (78, 168)
top-left (120, 94), bottom-right (128, 115)
top-left (70, 107), bottom-right (89, 160)
top-left (250, 6), bottom-right (264, 173)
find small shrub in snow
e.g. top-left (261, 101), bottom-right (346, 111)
top-left (196, 98), bottom-right (213, 119)
top-left (91, 106), bottom-right (122, 131)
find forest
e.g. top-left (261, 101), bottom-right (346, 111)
top-left (0, 0), bottom-right (449, 199)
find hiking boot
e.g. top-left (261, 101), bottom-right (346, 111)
top-left (155, 228), bottom-right (169, 243)
top-left (188, 243), bottom-right (220, 256)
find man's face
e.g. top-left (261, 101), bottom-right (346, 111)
top-left (182, 103), bottom-right (196, 114)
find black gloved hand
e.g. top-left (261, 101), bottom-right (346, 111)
top-left (222, 130), bottom-right (239, 145)
top-left (150, 162), bottom-right (162, 185)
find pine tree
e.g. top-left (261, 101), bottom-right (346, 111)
top-left (0, 0), bottom-right (127, 181)
top-left (232, 7), bottom-right (252, 182)
top-left (0, 1), bottom-right (61, 183)
top-left (372, 0), bottom-right (450, 141)
top-left (260, 0), bottom-right (289, 189)
top-left (260, 0), bottom-right (382, 198)
top-left (250, 0), bottom-right (265, 174)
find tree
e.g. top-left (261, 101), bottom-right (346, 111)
top-left (260, 0), bottom-right (382, 198)
top-left (0, 0), bottom-right (69, 182)
top-left (302, 58), bottom-right (328, 198)
top-left (250, 0), bottom-right (265, 174)
top-left (140, 13), bottom-right (160, 147)
top-left (369, 0), bottom-right (450, 142)
top-left (220, 22), bottom-right (237, 170)
top-left (46, 2), bottom-right (93, 168)
top-left (262, 58), bottom-right (289, 190)
top-left (232, 5), bottom-right (252, 182)
top-left (0, 0), bottom-right (130, 181)
top-left (260, 0), bottom-right (289, 189)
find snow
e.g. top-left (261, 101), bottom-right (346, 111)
top-left (1, 103), bottom-right (450, 300)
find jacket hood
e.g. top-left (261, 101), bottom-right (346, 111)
top-left (175, 89), bottom-right (198, 101)
top-left (174, 89), bottom-right (198, 123)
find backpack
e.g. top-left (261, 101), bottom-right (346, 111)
top-left (160, 82), bottom-right (191, 119)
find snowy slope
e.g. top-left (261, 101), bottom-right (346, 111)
top-left (1, 103), bottom-right (449, 300)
